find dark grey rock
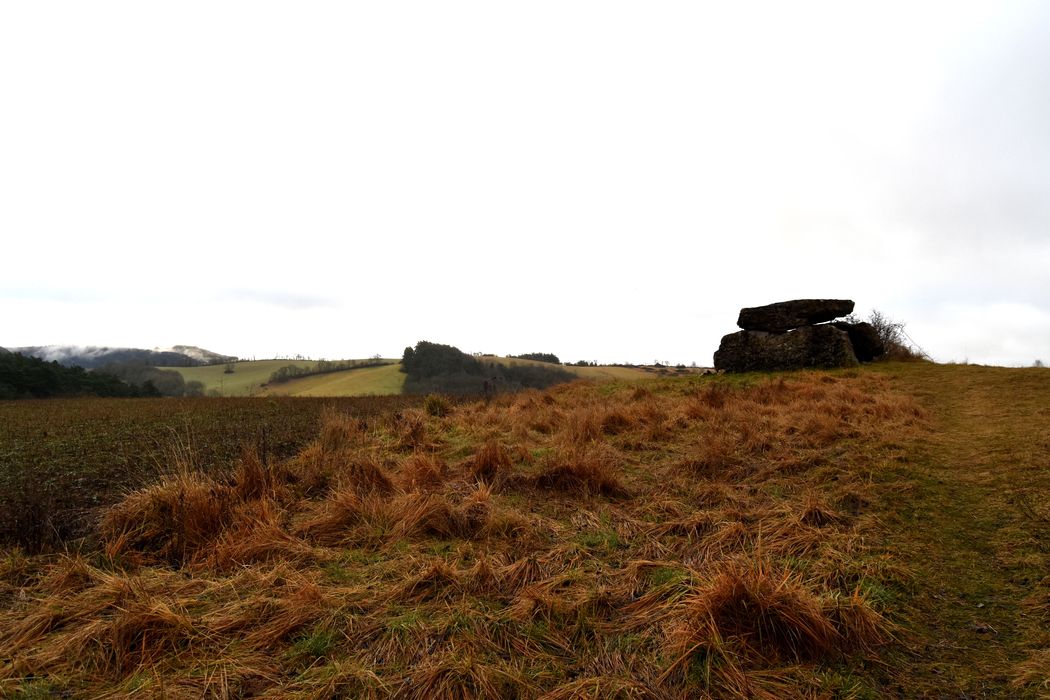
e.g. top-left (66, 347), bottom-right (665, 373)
top-left (737, 299), bottom-right (855, 333)
top-left (833, 321), bottom-right (885, 362)
top-left (713, 325), bottom-right (859, 372)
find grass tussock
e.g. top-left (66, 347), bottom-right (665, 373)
top-left (318, 408), bottom-right (370, 452)
top-left (279, 658), bottom-right (387, 699)
top-left (295, 489), bottom-right (385, 545)
top-left (394, 409), bottom-right (431, 451)
top-left (100, 470), bottom-right (233, 566)
top-left (1012, 648), bottom-right (1050, 694)
top-left (1, 367), bottom-right (938, 697)
top-left (399, 653), bottom-right (526, 700)
top-left (207, 502), bottom-right (315, 570)
top-left (101, 594), bottom-right (196, 674)
top-left (540, 676), bottom-right (661, 699)
top-left (231, 446), bottom-right (290, 502)
top-left (670, 559), bottom-right (837, 663)
top-left (400, 452), bottom-right (448, 491)
top-left (335, 453), bottom-right (397, 496)
top-left (470, 439), bottom-right (512, 483)
top-left (664, 558), bottom-right (888, 692)
top-left (533, 445), bottom-right (630, 498)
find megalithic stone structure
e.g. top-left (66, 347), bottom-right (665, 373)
top-left (714, 299), bottom-right (885, 372)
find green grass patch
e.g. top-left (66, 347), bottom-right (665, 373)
top-left (265, 362), bottom-right (407, 397)
top-left (163, 359), bottom-right (323, 396)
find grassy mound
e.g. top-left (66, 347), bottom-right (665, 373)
top-left (3, 364), bottom-right (1045, 696)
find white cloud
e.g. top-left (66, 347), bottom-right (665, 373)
top-left (2, 1), bottom-right (1048, 366)
top-left (917, 302), bottom-right (1050, 366)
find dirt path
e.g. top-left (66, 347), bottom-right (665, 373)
top-left (875, 364), bottom-right (1049, 697)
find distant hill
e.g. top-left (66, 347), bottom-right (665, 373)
top-left (164, 345), bottom-right (235, 365)
top-left (164, 355), bottom-right (658, 397)
top-left (11, 345), bottom-right (236, 369)
top-left (164, 359), bottom-right (328, 397)
top-left (0, 351), bottom-right (159, 399)
top-left (402, 340), bottom-right (576, 394)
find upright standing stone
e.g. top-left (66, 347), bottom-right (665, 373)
top-left (713, 325), bottom-right (860, 372)
top-left (832, 321), bottom-right (885, 362)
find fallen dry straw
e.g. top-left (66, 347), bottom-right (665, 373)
top-left (1, 369), bottom-right (925, 697)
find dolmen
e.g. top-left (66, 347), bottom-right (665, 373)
top-left (713, 299), bottom-right (884, 372)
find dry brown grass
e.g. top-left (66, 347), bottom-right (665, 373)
top-left (400, 451), bottom-right (448, 491)
top-left (100, 469), bottom-right (233, 566)
top-left (296, 488), bottom-right (386, 545)
top-left (207, 499), bottom-right (315, 570)
top-left (665, 557), bottom-right (884, 673)
top-left (470, 439), bottom-right (512, 483)
top-left (533, 444), bottom-right (630, 498)
top-left (394, 408), bottom-right (431, 451)
top-left (1012, 648), bottom-right (1050, 695)
top-left (539, 676), bottom-right (661, 699)
top-left (231, 446), bottom-right (290, 502)
top-left (0, 368), bottom-right (938, 697)
top-left (334, 452), bottom-right (397, 496)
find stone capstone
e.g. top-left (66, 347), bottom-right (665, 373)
top-left (713, 325), bottom-right (860, 373)
top-left (737, 299), bottom-right (856, 333)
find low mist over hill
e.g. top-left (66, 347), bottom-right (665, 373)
top-left (0, 351), bottom-right (161, 399)
top-left (10, 345), bottom-right (235, 369)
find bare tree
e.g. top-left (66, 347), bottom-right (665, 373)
top-left (867, 309), bottom-right (929, 361)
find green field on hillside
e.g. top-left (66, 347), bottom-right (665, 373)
top-left (163, 360), bottom-right (323, 396)
top-left (168, 358), bottom-right (655, 397)
top-left (479, 356), bottom-right (654, 382)
top-left (256, 360), bottom-right (644, 397)
top-left (572, 364), bottom-right (668, 381)
top-left (166, 360), bottom-right (399, 397)
top-left (262, 362), bottom-right (407, 397)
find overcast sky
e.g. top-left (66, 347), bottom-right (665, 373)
top-left (3, 2), bottom-right (1048, 366)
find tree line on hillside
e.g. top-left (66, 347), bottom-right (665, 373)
top-left (0, 352), bottom-right (163, 399)
top-left (402, 341), bottom-right (574, 394)
top-left (267, 358), bottom-right (391, 385)
top-left (11, 345), bottom-right (234, 369)
top-left (510, 352), bottom-right (561, 364)
top-left (98, 361), bottom-right (205, 397)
